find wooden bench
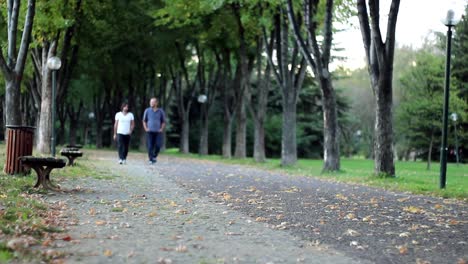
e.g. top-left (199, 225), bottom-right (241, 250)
top-left (65, 144), bottom-right (83, 149)
top-left (18, 156), bottom-right (66, 191)
top-left (60, 148), bottom-right (83, 166)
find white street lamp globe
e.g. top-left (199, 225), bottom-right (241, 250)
top-left (47, 56), bottom-right (62, 70)
top-left (441, 1), bottom-right (464, 26)
top-left (198, 94), bottom-right (207, 104)
top-left (451, 113), bottom-right (458, 121)
top-left (88, 112), bottom-right (95, 119)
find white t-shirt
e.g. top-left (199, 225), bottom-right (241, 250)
top-left (115, 112), bottom-right (134, 135)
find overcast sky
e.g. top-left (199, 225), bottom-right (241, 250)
top-left (332, 0), bottom-right (467, 70)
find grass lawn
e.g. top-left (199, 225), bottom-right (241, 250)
top-left (0, 143), bottom-right (111, 262)
top-left (163, 148), bottom-right (468, 200)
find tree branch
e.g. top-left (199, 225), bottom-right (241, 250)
top-left (7, 0), bottom-right (19, 64)
top-left (286, 0), bottom-right (317, 72)
top-left (0, 51), bottom-right (11, 80)
top-left (15, 0), bottom-right (36, 75)
top-left (385, 0), bottom-right (400, 65)
top-left (357, 0), bottom-right (371, 66)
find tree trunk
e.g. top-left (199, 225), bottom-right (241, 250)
top-left (281, 97), bottom-right (297, 166)
top-left (426, 129), bottom-right (434, 170)
top-left (223, 109), bottom-right (233, 159)
top-left (4, 80), bottom-right (22, 126)
top-left (253, 120), bottom-right (266, 162)
top-left (234, 97), bottom-right (247, 158)
top-left (374, 76), bottom-right (395, 176)
top-left (36, 60), bottom-right (52, 154)
top-left (321, 77), bottom-right (340, 171)
top-left (199, 104), bottom-right (209, 155)
top-left (180, 116), bottom-right (190, 154)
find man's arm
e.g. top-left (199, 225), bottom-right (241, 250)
top-left (142, 110), bottom-right (148, 132)
top-left (130, 120), bottom-right (135, 134)
top-left (113, 119), bottom-right (119, 140)
top-left (159, 110), bottom-right (166, 132)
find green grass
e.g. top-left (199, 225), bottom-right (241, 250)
top-left (163, 148), bottom-right (468, 199)
top-left (0, 144), bottom-right (101, 262)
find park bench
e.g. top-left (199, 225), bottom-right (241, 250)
top-left (60, 148), bottom-right (83, 166)
top-left (18, 156), bottom-right (66, 191)
top-left (65, 144), bottom-right (83, 149)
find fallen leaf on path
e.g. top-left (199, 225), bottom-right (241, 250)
top-left (255, 217), bottom-right (269, 222)
top-left (397, 245), bottom-right (408, 255)
top-left (336, 194), bottom-right (348, 201)
top-left (89, 208), bottom-right (96, 216)
top-left (157, 258), bottom-right (173, 264)
top-left (61, 235), bottom-right (72, 241)
top-left (148, 212), bottom-right (157, 217)
top-left (457, 259), bottom-right (467, 264)
top-left (399, 232), bottom-right (411, 238)
top-left (397, 197), bottom-right (410, 203)
top-left (175, 245), bottom-right (188, 252)
top-left (95, 220), bottom-right (107, 226)
top-left (103, 250), bottom-right (113, 257)
top-left (344, 229), bottom-right (360, 237)
top-left (175, 209), bottom-right (188, 214)
top-left (403, 206), bottom-right (425, 214)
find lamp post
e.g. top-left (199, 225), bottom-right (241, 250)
top-left (46, 56), bottom-right (62, 157)
top-left (198, 94), bottom-right (207, 155)
top-left (451, 113), bottom-right (459, 166)
top-left (439, 4), bottom-right (462, 189)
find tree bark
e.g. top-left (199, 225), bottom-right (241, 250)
top-left (321, 76), bottom-right (340, 170)
top-left (286, 0), bottom-right (340, 171)
top-left (1, 0), bottom-right (36, 127)
top-left (357, 0), bottom-right (400, 176)
top-left (426, 128), bottom-right (434, 170)
top-left (281, 100), bottom-right (297, 165)
top-left (36, 42), bottom-right (57, 154)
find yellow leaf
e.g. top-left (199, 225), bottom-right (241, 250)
top-left (95, 220), bottom-right (106, 226)
top-left (403, 206), bottom-right (424, 214)
top-left (103, 250), bottom-right (113, 257)
top-left (398, 245), bottom-right (408, 255)
top-left (89, 208), bottom-right (96, 216)
top-left (255, 217), bottom-right (269, 222)
top-left (148, 212), bottom-right (157, 217)
top-left (336, 194), bottom-right (348, 201)
top-left (434, 204), bottom-right (444, 210)
top-left (345, 213), bottom-right (356, 220)
top-left (223, 193), bottom-right (232, 201)
top-left (397, 197), bottom-right (410, 202)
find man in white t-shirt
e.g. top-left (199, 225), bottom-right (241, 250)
top-left (113, 103), bottom-right (135, 164)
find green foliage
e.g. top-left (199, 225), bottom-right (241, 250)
top-left (396, 49), bottom-right (468, 159)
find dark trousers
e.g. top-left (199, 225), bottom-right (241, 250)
top-left (147, 132), bottom-right (163, 161)
top-left (117, 134), bottom-right (131, 160)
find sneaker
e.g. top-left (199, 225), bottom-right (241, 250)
top-left (119, 159), bottom-right (123, 164)
top-left (123, 159), bottom-right (126, 164)
top-left (148, 160), bottom-right (153, 165)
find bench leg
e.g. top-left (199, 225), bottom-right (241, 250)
top-left (30, 166), bottom-right (45, 188)
top-left (43, 167), bottom-right (61, 190)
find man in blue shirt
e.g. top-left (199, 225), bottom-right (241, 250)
top-left (142, 97), bottom-right (166, 164)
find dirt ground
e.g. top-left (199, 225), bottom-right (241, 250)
top-left (41, 150), bottom-right (467, 263)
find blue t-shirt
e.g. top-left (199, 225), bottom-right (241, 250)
top-left (143, 108), bottom-right (166, 132)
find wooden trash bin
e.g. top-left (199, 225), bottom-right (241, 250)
top-left (4, 125), bottom-right (35, 174)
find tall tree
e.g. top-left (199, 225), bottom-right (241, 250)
top-left (357, 0), bottom-right (400, 176)
top-left (286, 0), bottom-right (341, 171)
top-left (265, 9), bottom-right (307, 166)
top-left (0, 0), bottom-right (36, 126)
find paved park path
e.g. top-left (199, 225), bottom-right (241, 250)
top-left (45, 150), bottom-right (467, 264)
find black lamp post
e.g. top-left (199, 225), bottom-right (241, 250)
top-left (46, 56), bottom-right (62, 157)
top-left (439, 6), bottom-right (462, 189)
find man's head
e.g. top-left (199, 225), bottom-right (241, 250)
top-left (150, 97), bottom-right (158, 108)
top-left (121, 102), bottom-right (129, 112)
